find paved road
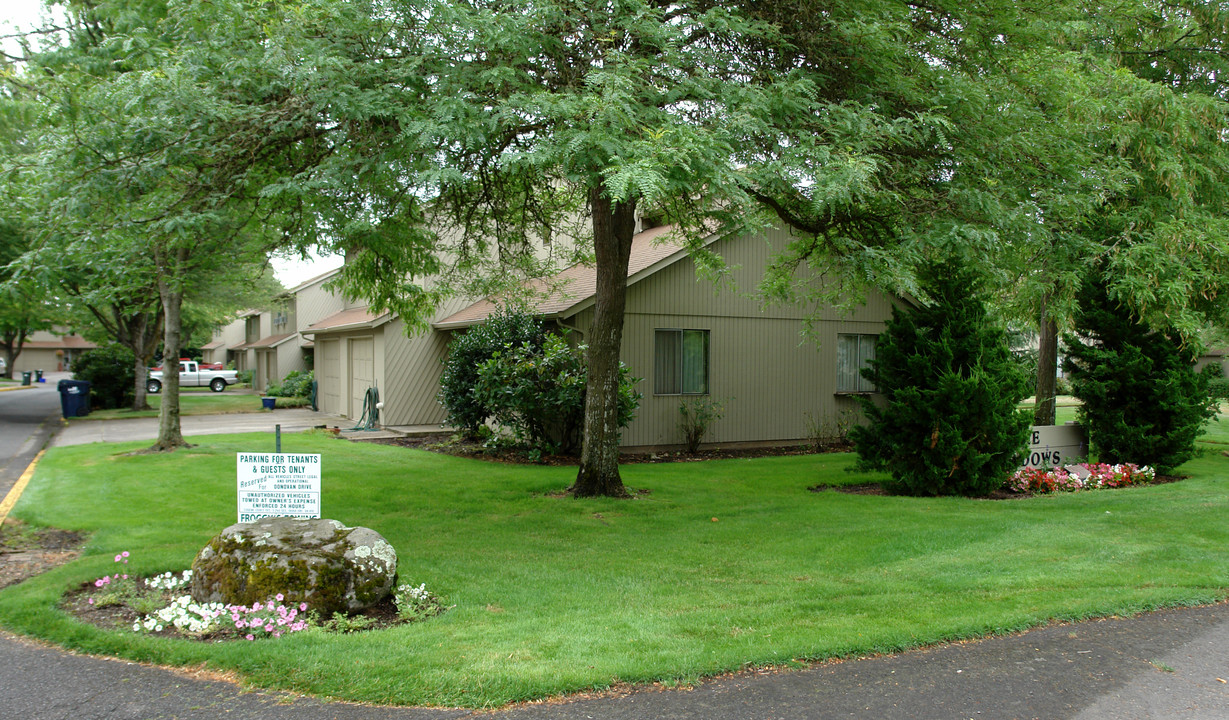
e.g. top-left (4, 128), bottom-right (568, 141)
top-left (0, 601), bottom-right (1225, 720)
top-left (0, 380), bottom-right (61, 504)
top-left (0, 388), bottom-right (1226, 719)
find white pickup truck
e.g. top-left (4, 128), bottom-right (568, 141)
top-left (148, 360), bottom-right (240, 393)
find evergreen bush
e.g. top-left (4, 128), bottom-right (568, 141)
top-left (438, 309), bottom-right (548, 434)
top-left (850, 260), bottom-right (1031, 496)
top-left (1063, 279), bottom-right (1217, 472)
top-left (71, 344), bottom-right (137, 409)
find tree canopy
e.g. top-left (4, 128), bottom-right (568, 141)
top-left (4, 0), bottom-right (1228, 486)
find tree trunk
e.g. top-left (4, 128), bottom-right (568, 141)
top-left (1033, 299), bottom-right (1058, 427)
top-left (1, 330), bottom-right (28, 379)
top-left (152, 249), bottom-right (188, 451)
top-left (130, 308), bottom-right (163, 412)
top-left (134, 358), bottom-right (151, 412)
top-left (572, 190), bottom-right (637, 498)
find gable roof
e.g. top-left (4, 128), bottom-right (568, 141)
top-left (434, 224), bottom-right (704, 330)
top-left (287, 267), bottom-right (342, 295)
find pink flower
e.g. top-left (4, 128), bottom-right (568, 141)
top-left (234, 620), bottom-right (246, 628)
top-left (246, 634), bottom-right (255, 641)
top-left (253, 602), bottom-right (262, 611)
top-left (299, 603), bottom-right (308, 611)
top-left (87, 598), bottom-right (94, 605)
top-left (275, 593), bottom-right (284, 601)
top-left (115, 554), bottom-right (122, 562)
top-left (121, 551), bottom-right (129, 558)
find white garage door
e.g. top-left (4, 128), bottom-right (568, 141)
top-left (320, 339), bottom-right (341, 415)
top-left (349, 337), bottom-right (375, 420)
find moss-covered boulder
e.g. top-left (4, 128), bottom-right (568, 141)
top-left (190, 518), bottom-right (397, 615)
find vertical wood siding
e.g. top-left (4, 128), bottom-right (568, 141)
top-left (380, 297), bottom-right (472, 426)
top-left (574, 227), bottom-right (896, 448)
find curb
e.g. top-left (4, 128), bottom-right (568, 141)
top-left (0, 385), bottom-right (38, 393)
top-left (0, 448), bottom-right (45, 526)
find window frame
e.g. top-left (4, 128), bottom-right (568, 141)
top-left (653, 328), bottom-right (711, 396)
top-left (836, 333), bottom-right (878, 394)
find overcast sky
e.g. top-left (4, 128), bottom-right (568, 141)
top-left (1, 1), bottom-right (345, 289)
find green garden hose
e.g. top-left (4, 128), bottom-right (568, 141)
top-left (349, 386), bottom-right (381, 431)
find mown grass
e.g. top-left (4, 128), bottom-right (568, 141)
top-left (0, 426), bottom-right (1226, 708)
top-left (77, 391), bottom-right (267, 420)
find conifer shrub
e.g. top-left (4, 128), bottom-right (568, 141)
top-left (850, 260), bottom-right (1031, 496)
top-left (1063, 279), bottom-right (1217, 472)
top-left (438, 310), bottom-right (548, 435)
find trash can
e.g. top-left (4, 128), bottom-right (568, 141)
top-left (261, 397), bottom-right (277, 410)
top-left (21, 371), bottom-right (31, 386)
top-left (57, 379), bottom-right (92, 418)
top-left (35, 369), bottom-right (44, 382)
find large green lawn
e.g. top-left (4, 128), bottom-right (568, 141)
top-left (0, 427), bottom-right (1226, 708)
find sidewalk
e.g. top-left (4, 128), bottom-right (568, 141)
top-left (51, 407), bottom-right (343, 447)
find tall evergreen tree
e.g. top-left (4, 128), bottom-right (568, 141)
top-left (1063, 277), bottom-right (1217, 472)
top-left (851, 260), bottom-right (1031, 496)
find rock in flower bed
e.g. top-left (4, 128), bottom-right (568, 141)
top-left (1007, 463), bottom-right (1156, 494)
top-left (62, 553), bottom-right (447, 641)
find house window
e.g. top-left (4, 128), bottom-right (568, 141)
top-left (837, 334), bottom-right (877, 393)
top-left (655, 329), bottom-right (709, 395)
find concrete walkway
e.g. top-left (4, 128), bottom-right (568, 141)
top-left (51, 407), bottom-right (338, 447)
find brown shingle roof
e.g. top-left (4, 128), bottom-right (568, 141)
top-left (247, 333), bottom-right (296, 349)
top-left (434, 225), bottom-right (691, 330)
top-left (301, 307), bottom-right (391, 334)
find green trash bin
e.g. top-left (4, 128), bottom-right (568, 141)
top-left (21, 371), bottom-right (31, 386)
top-left (35, 369), bottom-right (44, 382)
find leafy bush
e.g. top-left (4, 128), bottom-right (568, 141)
top-left (678, 397), bottom-right (726, 453)
top-left (236, 369), bottom-right (253, 386)
top-left (472, 332), bottom-right (640, 455)
top-left (71, 344), bottom-right (137, 409)
top-left (439, 310), bottom-right (548, 435)
top-left (267, 370), bottom-right (313, 398)
top-left (1063, 279), bottom-right (1217, 472)
top-left (850, 259), bottom-right (1031, 496)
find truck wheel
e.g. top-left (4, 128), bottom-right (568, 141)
top-left (210, 378), bottom-right (226, 392)
top-left (147, 379), bottom-right (162, 394)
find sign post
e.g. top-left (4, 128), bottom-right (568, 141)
top-left (236, 453), bottom-right (321, 523)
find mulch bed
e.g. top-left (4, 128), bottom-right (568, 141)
top-left (365, 434), bottom-right (849, 465)
top-left (0, 519), bottom-right (87, 590)
top-left (809, 473), bottom-right (1185, 499)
